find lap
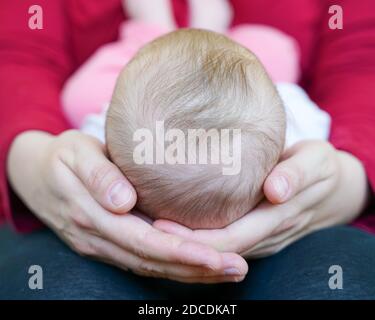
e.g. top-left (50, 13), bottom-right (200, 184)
top-left (233, 225), bottom-right (375, 299)
top-left (0, 225), bottom-right (164, 299)
top-left (1, 224), bottom-right (374, 299)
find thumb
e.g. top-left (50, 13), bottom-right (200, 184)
top-left (69, 135), bottom-right (137, 214)
top-left (263, 141), bottom-right (332, 204)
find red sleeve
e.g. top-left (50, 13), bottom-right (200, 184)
top-left (308, 0), bottom-right (375, 193)
top-left (0, 0), bottom-right (189, 233)
top-left (0, 0), bottom-right (73, 232)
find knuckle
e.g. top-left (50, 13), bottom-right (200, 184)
top-left (134, 230), bottom-right (158, 259)
top-left (86, 164), bottom-right (113, 191)
top-left (70, 210), bottom-right (93, 230)
top-left (69, 199), bottom-right (97, 229)
top-left (136, 260), bottom-right (159, 277)
top-left (89, 239), bottom-right (104, 257)
top-left (58, 129), bottom-right (80, 141)
top-left (72, 238), bottom-right (96, 257)
top-left (319, 143), bottom-right (338, 178)
top-left (47, 144), bottom-right (75, 172)
top-left (321, 141), bottom-right (335, 153)
top-left (47, 145), bottom-right (67, 166)
top-left (133, 241), bottom-right (150, 260)
top-left (53, 217), bottom-right (71, 234)
top-left (64, 227), bottom-right (96, 257)
top-left (284, 164), bottom-right (304, 192)
top-left (133, 269), bottom-right (160, 279)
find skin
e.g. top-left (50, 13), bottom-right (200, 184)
top-left (7, 130), bottom-right (247, 283)
top-left (154, 141), bottom-right (370, 258)
top-left (7, 132), bottom-right (369, 283)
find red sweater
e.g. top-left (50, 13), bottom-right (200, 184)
top-left (1, 0), bottom-right (375, 234)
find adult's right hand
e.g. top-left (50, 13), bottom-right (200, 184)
top-left (7, 130), bottom-right (247, 283)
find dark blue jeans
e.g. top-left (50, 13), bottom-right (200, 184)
top-left (1, 225), bottom-right (375, 299)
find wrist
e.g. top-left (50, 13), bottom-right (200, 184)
top-left (337, 150), bottom-right (369, 220)
top-left (7, 130), bottom-right (54, 197)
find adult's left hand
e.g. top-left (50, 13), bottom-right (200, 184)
top-left (154, 141), bottom-right (370, 258)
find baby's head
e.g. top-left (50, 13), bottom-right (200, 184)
top-left (106, 29), bottom-right (285, 229)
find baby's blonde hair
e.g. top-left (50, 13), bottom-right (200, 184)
top-left (106, 29), bottom-right (285, 229)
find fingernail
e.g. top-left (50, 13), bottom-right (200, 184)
top-left (224, 267), bottom-right (241, 276)
top-left (109, 182), bottom-right (133, 208)
top-left (271, 175), bottom-right (289, 200)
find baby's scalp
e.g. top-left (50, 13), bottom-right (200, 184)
top-left (106, 29), bottom-right (286, 229)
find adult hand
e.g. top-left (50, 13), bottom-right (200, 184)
top-left (7, 130), bottom-right (247, 282)
top-left (154, 141), bottom-right (370, 258)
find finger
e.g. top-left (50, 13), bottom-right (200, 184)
top-left (164, 274), bottom-right (246, 284)
top-left (153, 219), bottom-right (230, 251)
top-left (244, 224), bottom-right (313, 258)
top-left (155, 180), bottom-right (328, 255)
top-left (241, 210), bottom-right (313, 257)
top-left (153, 219), bottom-right (194, 238)
top-left (131, 253), bottom-right (248, 283)
top-left (153, 219), bottom-right (237, 252)
top-left (64, 134), bottom-right (137, 214)
top-left (93, 209), bottom-right (247, 271)
top-left (263, 141), bottom-right (335, 204)
top-left (64, 178), bottom-right (247, 272)
top-left (232, 182), bottom-right (326, 256)
top-left (155, 201), bottom-right (287, 253)
top-left (240, 176), bottom-right (336, 258)
top-left (91, 235), bottom-right (248, 283)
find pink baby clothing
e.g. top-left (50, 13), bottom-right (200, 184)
top-left (62, 21), bottom-right (300, 127)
